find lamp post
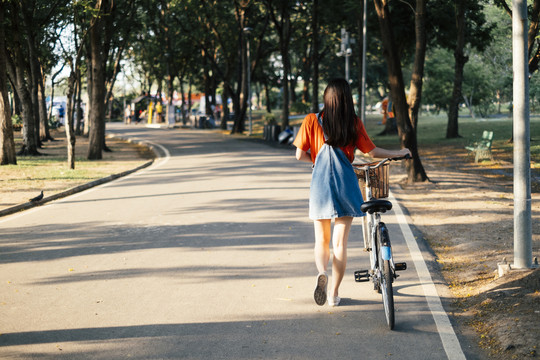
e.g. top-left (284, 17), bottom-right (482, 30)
top-left (337, 28), bottom-right (353, 82)
top-left (512, 0), bottom-right (533, 269)
top-left (243, 27), bottom-right (253, 135)
top-left (361, 0), bottom-right (367, 124)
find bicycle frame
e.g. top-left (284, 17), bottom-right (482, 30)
top-left (359, 159), bottom-right (393, 279)
top-left (354, 155), bottom-right (409, 329)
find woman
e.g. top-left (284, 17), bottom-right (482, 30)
top-left (293, 79), bottom-right (410, 307)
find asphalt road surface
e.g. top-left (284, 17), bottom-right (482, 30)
top-left (0, 123), bottom-right (484, 359)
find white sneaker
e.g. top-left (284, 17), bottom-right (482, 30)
top-left (328, 296), bottom-right (341, 307)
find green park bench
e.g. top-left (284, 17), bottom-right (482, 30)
top-left (465, 130), bottom-right (494, 163)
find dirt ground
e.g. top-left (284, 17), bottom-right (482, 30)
top-left (2, 129), bottom-right (538, 359)
top-left (390, 145), bottom-right (539, 359)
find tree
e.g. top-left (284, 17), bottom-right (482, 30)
top-left (86, 0), bottom-right (110, 160)
top-left (494, 0), bottom-right (540, 75)
top-left (60, 1), bottom-right (88, 169)
top-left (86, 0), bottom-right (136, 159)
top-left (311, 0), bottom-right (320, 113)
top-left (265, 0), bottom-right (294, 130)
top-left (5, 1), bottom-right (39, 156)
top-left (373, 0), bottom-right (428, 183)
top-left (446, 0), bottom-right (466, 138)
top-left (0, 2), bottom-right (16, 165)
top-left (439, 0), bottom-right (492, 138)
top-left (408, 0), bottom-right (427, 130)
top-left (423, 48), bottom-right (455, 113)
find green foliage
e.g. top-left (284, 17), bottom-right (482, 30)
top-left (462, 54), bottom-right (497, 117)
top-left (290, 101), bottom-right (309, 115)
top-left (427, 0), bottom-right (493, 52)
top-left (423, 48), bottom-right (454, 112)
top-left (11, 114), bottom-right (22, 126)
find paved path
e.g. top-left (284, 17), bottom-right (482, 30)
top-left (0, 124), bottom-right (481, 359)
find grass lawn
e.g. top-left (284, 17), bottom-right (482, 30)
top-left (253, 109), bottom-right (540, 166)
top-left (0, 128), bottom-right (154, 211)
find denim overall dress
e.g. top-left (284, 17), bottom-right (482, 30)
top-left (309, 113), bottom-right (365, 220)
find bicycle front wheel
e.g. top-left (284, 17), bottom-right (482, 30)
top-left (378, 224), bottom-right (395, 330)
top-left (381, 259), bottom-right (395, 330)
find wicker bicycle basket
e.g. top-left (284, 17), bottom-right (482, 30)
top-left (353, 162), bottom-right (390, 199)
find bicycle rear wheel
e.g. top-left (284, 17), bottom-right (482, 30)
top-left (378, 224), bottom-right (395, 330)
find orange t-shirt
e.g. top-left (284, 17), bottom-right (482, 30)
top-left (293, 113), bottom-right (376, 164)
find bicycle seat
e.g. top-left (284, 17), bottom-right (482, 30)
top-left (361, 200), bottom-right (393, 214)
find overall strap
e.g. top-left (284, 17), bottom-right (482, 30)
top-left (317, 112), bottom-right (328, 142)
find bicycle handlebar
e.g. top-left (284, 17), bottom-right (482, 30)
top-left (353, 154), bottom-right (410, 170)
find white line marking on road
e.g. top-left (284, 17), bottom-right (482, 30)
top-left (389, 191), bottom-right (466, 360)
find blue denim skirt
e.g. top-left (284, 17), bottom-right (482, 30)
top-left (309, 144), bottom-right (365, 220)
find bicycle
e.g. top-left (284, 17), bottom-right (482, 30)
top-left (352, 155), bottom-right (410, 330)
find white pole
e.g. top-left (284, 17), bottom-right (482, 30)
top-left (246, 34), bottom-right (252, 136)
top-left (512, 0), bottom-right (532, 269)
top-left (361, 0), bottom-right (367, 123)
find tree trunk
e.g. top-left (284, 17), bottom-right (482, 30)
top-left (264, 80), bottom-right (272, 113)
top-left (66, 71), bottom-right (76, 170)
top-left (232, 4), bottom-right (247, 134)
top-left (84, 50), bottom-right (92, 137)
top-left (373, 0), bottom-right (428, 183)
top-left (408, 0), bottom-right (427, 130)
top-left (75, 68), bottom-right (83, 135)
top-left (29, 58), bottom-right (41, 149)
top-left (447, 0), bottom-right (467, 139)
top-left (204, 57), bottom-right (212, 117)
top-left (236, 32), bottom-right (248, 133)
top-left (0, 2), bottom-right (16, 165)
top-left (221, 85), bottom-right (230, 130)
top-left (289, 75), bottom-right (297, 103)
top-left (87, 0), bottom-right (108, 160)
top-left (48, 64), bottom-right (64, 131)
top-left (11, 46), bottom-right (38, 155)
top-left (22, 9), bottom-right (42, 151)
top-left (16, 76), bottom-right (38, 155)
top-left (267, 0), bottom-right (291, 130)
top-left (38, 73), bottom-right (52, 141)
top-left (280, 14), bottom-right (291, 130)
top-left (8, 5), bottom-right (38, 156)
top-left (356, 15), bottom-right (363, 115)
top-left (311, 0), bottom-right (319, 113)
top-left (179, 74), bottom-right (187, 125)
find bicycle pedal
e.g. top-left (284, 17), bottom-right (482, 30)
top-left (395, 262), bottom-right (407, 271)
top-left (354, 270), bottom-right (369, 282)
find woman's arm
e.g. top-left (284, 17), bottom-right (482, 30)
top-left (368, 147), bottom-right (411, 159)
top-left (296, 147), bottom-right (313, 163)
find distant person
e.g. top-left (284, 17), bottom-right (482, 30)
top-left (156, 102), bottom-right (163, 123)
top-left (58, 106), bottom-right (65, 125)
top-left (125, 105), bottom-right (131, 124)
top-left (381, 97), bottom-right (389, 125)
top-left (293, 78), bottom-right (410, 307)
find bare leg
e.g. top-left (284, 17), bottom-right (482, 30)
top-left (313, 219), bottom-right (332, 274)
top-left (330, 216), bottom-right (353, 297)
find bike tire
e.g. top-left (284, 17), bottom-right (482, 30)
top-left (378, 224), bottom-right (395, 330)
top-left (381, 259), bottom-right (395, 330)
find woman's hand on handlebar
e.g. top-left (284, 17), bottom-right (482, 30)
top-left (397, 148), bottom-right (412, 159)
top-left (368, 147), bottom-right (411, 160)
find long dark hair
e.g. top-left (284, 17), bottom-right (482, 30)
top-left (321, 78), bottom-right (358, 147)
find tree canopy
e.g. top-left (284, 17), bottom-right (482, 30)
top-left (1, 0), bottom-right (535, 183)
